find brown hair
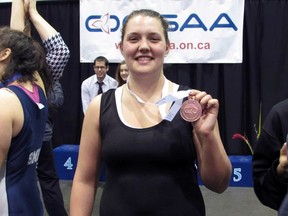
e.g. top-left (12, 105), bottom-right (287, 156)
top-left (120, 9), bottom-right (170, 44)
top-left (0, 26), bottom-right (52, 92)
top-left (115, 60), bottom-right (127, 86)
top-left (94, 56), bottom-right (109, 67)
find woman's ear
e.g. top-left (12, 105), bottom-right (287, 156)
top-left (118, 42), bottom-right (124, 55)
top-left (0, 48), bottom-right (11, 62)
top-left (165, 44), bottom-right (170, 57)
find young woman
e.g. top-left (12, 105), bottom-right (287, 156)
top-left (70, 9), bottom-right (232, 216)
top-left (10, 0), bottom-right (70, 215)
top-left (115, 60), bottom-right (129, 86)
top-left (0, 26), bottom-right (52, 216)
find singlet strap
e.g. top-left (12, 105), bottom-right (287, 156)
top-left (11, 84), bottom-right (40, 103)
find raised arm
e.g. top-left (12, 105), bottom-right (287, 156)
top-left (42, 34), bottom-right (70, 82)
top-left (26, 0), bottom-right (70, 81)
top-left (26, 0), bottom-right (57, 41)
top-left (10, 0), bottom-right (26, 32)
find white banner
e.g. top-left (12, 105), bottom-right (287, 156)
top-left (80, 0), bottom-right (245, 63)
top-left (0, 0), bottom-right (64, 2)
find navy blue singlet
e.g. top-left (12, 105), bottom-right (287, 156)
top-left (0, 85), bottom-right (48, 216)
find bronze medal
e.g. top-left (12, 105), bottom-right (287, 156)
top-left (180, 99), bottom-right (202, 122)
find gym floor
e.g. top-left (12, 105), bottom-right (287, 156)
top-left (47, 181), bottom-right (277, 216)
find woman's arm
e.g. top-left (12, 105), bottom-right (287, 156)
top-left (27, 0), bottom-right (70, 82)
top-left (0, 89), bottom-right (23, 171)
top-left (194, 121), bottom-right (232, 193)
top-left (190, 90), bottom-right (232, 193)
top-left (26, 0), bottom-right (57, 41)
top-left (42, 34), bottom-right (70, 82)
top-left (10, 0), bottom-right (26, 32)
top-left (70, 96), bottom-right (102, 216)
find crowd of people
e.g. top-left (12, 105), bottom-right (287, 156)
top-left (1, 1), bottom-right (288, 216)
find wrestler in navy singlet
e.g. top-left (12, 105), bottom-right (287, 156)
top-left (0, 85), bottom-right (48, 216)
top-left (99, 86), bottom-right (205, 216)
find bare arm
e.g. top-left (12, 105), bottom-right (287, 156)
top-left (0, 89), bottom-right (23, 171)
top-left (190, 90), bottom-right (232, 193)
top-left (194, 121), bottom-right (232, 193)
top-left (10, 0), bottom-right (26, 31)
top-left (70, 96), bottom-right (102, 215)
top-left (26, 0), bottom-right (57, 41)
top-left (27, 0), bottom-right (70, 81)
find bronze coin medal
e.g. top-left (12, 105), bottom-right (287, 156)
top-left (180, 99), bottom-right (202, 122)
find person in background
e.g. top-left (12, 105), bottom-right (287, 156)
top-left (37, 80), bottom-right (67, 216)
top-left (0, 26), bottom-right (52, 216)
top-left (10, 0), bottom-right (70, 215)
top-left (253, 99), bottom-right (288, 213)
top-left (70, 9), bottom-right (232, 216)
top-left (81, 56), bottom-right (118, 114)
top-left (115, 60), bottom-right (129, 86)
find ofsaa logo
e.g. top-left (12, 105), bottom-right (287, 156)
top-left (85, 13), bottom-right (238, 33)
top-left (85, 13), bottom-right (120, 33)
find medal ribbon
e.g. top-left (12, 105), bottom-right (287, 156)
top-left (155, 90), bottom-right (191, 121)
top-left (126, 78), bottom-right (191, 121)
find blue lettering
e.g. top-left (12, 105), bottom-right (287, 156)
top-left (109, 15), bottom-right (120, 32)
top-left (85, 13), bottom-right (238, 32)
top-left (162, 14), bottom-right (179, 32)
top-left (180, 14), bottom-right (207, 31)
top-left (86, 15), bottom-right (101, 32)
top-left (210, 13), bottom-right (238, 31)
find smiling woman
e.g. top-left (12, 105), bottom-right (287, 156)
top-left (70, 9), bottom-right (232, 216)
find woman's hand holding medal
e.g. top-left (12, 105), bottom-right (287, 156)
top-left (180, 98), bottom-right (202, 122)
top-left (180, 90), bottom-right (219, 131)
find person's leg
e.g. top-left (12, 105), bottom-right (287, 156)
top-left (37, 140), bottom-right (68, 216)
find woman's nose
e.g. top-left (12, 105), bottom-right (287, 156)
top-left (138, 39), bottom-right (150, 51)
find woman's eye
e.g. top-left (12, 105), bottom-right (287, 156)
top-left (150, 38), bottom-right (160, 42)
top-left (128, 37), bottom-right (138, 42)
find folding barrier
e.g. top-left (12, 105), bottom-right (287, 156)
top-left (54, 144), bottom-right (253, 187)
top-left (53, 144), bottom-right (106, 181)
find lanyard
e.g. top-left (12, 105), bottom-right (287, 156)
top-left (0, 73), bottom-right (22, 88)
top-left (156, 90), bottom-right (190, 121)
top-left (126, 78), bottom-right (190, 121)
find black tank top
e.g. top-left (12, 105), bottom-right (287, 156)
top-left (99, 85), bottom-right (205, 216)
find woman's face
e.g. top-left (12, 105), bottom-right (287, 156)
top-left (120, 15), bottom-right (169, 76)
top-left (119, 64), bottom-right (129, 81)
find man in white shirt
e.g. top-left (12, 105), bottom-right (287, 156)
top-left (81, 56), bottom-right (118, 114)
